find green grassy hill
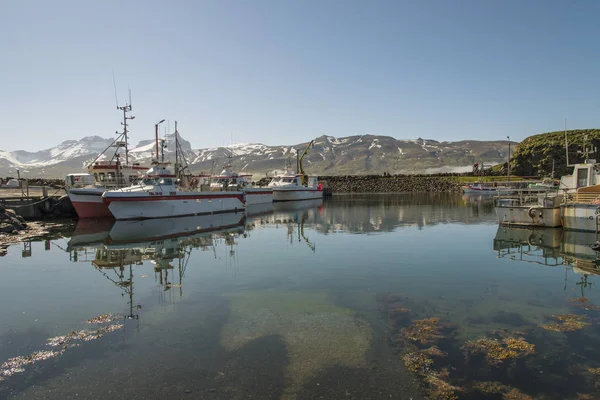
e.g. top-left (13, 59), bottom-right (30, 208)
top-left (511, 129), bottom-right (600, 177)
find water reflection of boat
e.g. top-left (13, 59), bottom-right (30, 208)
top-left (107, 212), bottom-right (246, 244)
top-left (493, 226), bottom-right (562, 265)
top-left (245, 202), bottom-right (274, 218)
top-left (272, 199), bottom-right (323, 214)
top-left (67, 218), bottom-right (115, 251)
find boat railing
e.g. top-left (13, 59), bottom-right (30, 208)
top-left (494, 188), bottom-right (562, 207)
top-left (563, 192), bottom-right (600, 205)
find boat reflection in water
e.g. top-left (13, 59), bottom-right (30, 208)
top-left (68, 213), bottom-right (249, 316)
top-left (493, 225), bottom-right (563, 266)
top-left (107, 212), bottom-right (246, 244)
top-left (493, 225), bottom-right (600, 278)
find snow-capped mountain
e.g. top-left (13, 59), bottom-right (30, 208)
top-left (0, 134), bottom-right (512, 178)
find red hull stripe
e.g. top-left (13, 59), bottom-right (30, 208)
top-left (273, 189), bottom-right (321, 192)
top-left (103, 194), bottom-right (245, 204)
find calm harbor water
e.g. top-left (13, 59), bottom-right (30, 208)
top-left (1, 194), bottom-right (600, 400)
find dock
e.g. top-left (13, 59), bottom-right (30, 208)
top-left (0, 183), bottom-right (75, 219)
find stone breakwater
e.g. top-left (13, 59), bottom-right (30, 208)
top-left (319, 175), bottom-right (464, 193)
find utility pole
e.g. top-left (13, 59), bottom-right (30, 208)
top-left (507, 136), bottom-right (511, 182)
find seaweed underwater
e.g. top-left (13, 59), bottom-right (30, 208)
top-left (380, 290), bottom-right (600, 400)
top-left (0, 313), bottom-right (123, 383)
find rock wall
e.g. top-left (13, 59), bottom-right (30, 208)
top-left (255, 175), bottom-right (464, 193)
top-left (319, 175), bottom-right (463, 193)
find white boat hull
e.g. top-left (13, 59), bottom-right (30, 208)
top-left (495, 206), bottom-right (562, 227)
top-left (561, 203), bottom-right (600, 232)
top-left (104, 192), bottom-right (245, 220)
top-left (272, 188), bottom-right (323, 202)
top-left (244, 188), bottom-right (273, 205)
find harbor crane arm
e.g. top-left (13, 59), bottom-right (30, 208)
top-left (298, 140), bottom-right (314, 186)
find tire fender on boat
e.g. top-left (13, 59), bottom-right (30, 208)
top-left (528, 207), bottom-right (542, 219)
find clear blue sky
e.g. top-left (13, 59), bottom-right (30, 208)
top-left (2, 0), bottom-right (600, 151)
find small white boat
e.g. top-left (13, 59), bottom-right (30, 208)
top-left (210, 159), bottom-right (273, 205)
top-left (462, 183), bottom-right (513, 195)
top-left (103, 163), bottom-right (245, 220)
top-left (268, 140), bottom-right (323, 202)
top-left (495, 193), bottom-right (563, 227)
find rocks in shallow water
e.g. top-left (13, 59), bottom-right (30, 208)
top-left (0, 208), bottom-right (27, 234)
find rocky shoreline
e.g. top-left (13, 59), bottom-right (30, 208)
top-left (319, 175), bottom-right (464, 193)
top-left (0, 204), bottom-right (74, 255)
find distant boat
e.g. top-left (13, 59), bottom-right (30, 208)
top-left (210, 157), bottom-right (273, 205)
top-left (528, 178), bottom-right (559, 191)
top-left (267, 140), bottom-right (324, 202)
top-left (462, 183), bottom-right (512, 195)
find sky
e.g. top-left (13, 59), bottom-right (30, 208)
top-left (2, 0), bottom-right (600, 152)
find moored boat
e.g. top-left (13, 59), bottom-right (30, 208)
top-left (268, 140), bottom-right (323, 202)
top-left (210, 158), bottom-right (273, 205)
top-left (560, 184), bottom-right (600, 232)
top-left (494, 191), bottom-right (563, 227)
top-left (103, 163), bottom-right (246, 220)
top-left (67, 102), bottom-right (147, 218)
top-left (102, 124), bottom-right (245, 220)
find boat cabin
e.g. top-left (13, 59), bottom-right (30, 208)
top-left (268, 174), bottom-right (319, 188)
top-left (210, 164), bottom-right (253, 190)
top-left (65, 173), bottom-right (95, 189)
top-left (559, 159), bottom-right (600, 191)
top-left (87, 161), bottom-right (146, 187)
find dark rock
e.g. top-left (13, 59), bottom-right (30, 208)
top-left (0, 222), bottom-right (16, 233)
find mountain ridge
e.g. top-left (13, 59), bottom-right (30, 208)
top-left (0, 133), bottom-right (513, 178)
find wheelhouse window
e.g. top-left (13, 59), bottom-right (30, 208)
top-left (577, 168), bottom-right (589, 188)
top-left (142, 178), bottom-right (157, 186)
top-left (98, 173), bottom-right (105, 182)
top-left (158, 178), bottom-right (173, 185)
top-left (282, 178), bottom-right (294, 183)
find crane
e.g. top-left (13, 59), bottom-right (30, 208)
top-left (298, 140), bottom-right (314, 186)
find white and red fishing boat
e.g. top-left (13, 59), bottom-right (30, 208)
top-left (210, 157), bottom-right (273, 205)
top-left (67, 101), bottom-right (147, 218)
top-left (268, 140), bottom-right (324, 202)
top-left (102, 123), bottom-right (246, 220)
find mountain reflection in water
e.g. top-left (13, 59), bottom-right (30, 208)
top-left (2, 194), bottom-right (600, 399)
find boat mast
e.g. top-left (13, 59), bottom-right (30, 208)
top-left (116, 90), bottom-right (135, 165)
top-left (175, 121), bottom-right (179, 177)
top-left (565, 118), bottom-right (573, 167)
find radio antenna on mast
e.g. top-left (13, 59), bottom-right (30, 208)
top-left (112, 69), bottom-right (119, 108)
top-left (115, 89), bottom-right (135, 165)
